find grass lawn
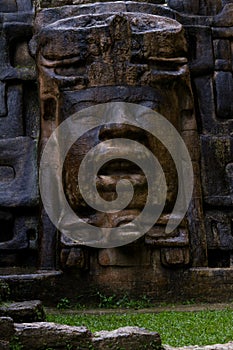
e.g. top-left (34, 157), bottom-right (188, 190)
top-left (47, 308), bottom-right (233, 347)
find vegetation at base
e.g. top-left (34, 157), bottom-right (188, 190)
top-left (56, 293), bottom-right (153, 310)
top-left (95, 292), bottom-right (152, 309)
top-left (47, 308), bottom-right (233, 347)
top-left (0, 280), bottom-right (10, 303)
top-left (9, 336), bottom-right (23, 350)
top-left (57, 297), bottom-right (71, 310)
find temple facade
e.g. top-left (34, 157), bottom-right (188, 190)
top-left (0, 0), bottom-right (232, 303)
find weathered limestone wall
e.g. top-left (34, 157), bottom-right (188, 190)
top-left (167, 0), bottom-right (233, 268)
top-left (0, 0), bottom-right (232, 303)
top-left (0, 0), bottom-right (39, 268)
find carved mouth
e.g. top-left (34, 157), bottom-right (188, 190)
top-left (96, 164), bottom-right (148, 209)
top-left (98, 159), bottom-right (143, 176)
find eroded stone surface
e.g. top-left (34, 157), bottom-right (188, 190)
top-left (0, 317), bottom-right (15, 341)
top-left (14, 322), bottom-right (92, 350)
top-left (0, 0), bottom-right (233, 303)
top-left (0, 301), bottom-right (45, 323)
top-left (93, 326), bottom-right (161, 350)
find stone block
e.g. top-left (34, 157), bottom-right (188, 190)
top-left (39, 208), bottom-right (57, 270)
top-left (185, 26), bottom-right (214, 74)
top-left (0, 317), bottom-right (15, 341)
top-left (213, 3), bottom-right (233, 27)
top-left (12, 41), bottom-right (34, 68)
top-left (0, 225), bottom-right (28, 251)
top-left (0, 137), bottom-right (38, 207)
top-left (0, 215), bottom-right (38, 250)
top-left (93, 326), bottom-right (161, 350)
top-left (181, 130), bottom-right (200, 161)
top-left (0, 211), bottom-right (14, 243)
top-left (23, 82), bottom-right (40, 139)
top-left (0, 1), bottom-right (17, 13)
top-left (0, 14), bottom-right (35, 82)
top-left (193, 75), bottom-right (216, 133)
top-left (15, 322), bottom-right (92, 350)
top-left (40, 0), bottom-right (165, 8)
top-left (98, 246), bottom-right (151, 267)
top-left (0, 82), bottom-right (7, 117)
top-left (0, 301), bottom-right (45, 323)
top-left (212, 27), bottom-right (233, 39)
top-left (193, 74), bottom-right (233, 133)
top-left (201, 136), bottom-right (233, 206)
top-left (14, 216), bottom-right (38, 250)
top-left (145, 227), bottom-right (189, 247)
top-left (213, 39), bottom-right (232, 71)
top-left (214, 71), bottom-right (233, 119)
top-left (205, 211), bottom-right (233, 250)
top-left (64, 247), bottom-right (86, 268)
top-left (0, 85), bottom-right (23, 139)
top-left (167, 0), bottom-right (222, 15)
top-left (161, 247), bottom-right (190, 266)
top-left (17, 0), bottom-right (33, 12)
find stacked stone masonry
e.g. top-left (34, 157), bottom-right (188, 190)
top-left (0, 0), bottom-right (39, 269)
top-left (0, 0), bottom-right (232, 302)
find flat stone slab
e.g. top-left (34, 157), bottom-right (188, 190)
top-left (14, 322), bottom-right (92, 350)
top-left (93, 326), bottom-right (161, 350)
top-left (0, 300), bottom-right (45, 323)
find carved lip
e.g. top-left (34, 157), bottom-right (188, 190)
top-left (96, 174), bottom-right (147, 192)
top-left (98, 160), bottom-right (143, 176)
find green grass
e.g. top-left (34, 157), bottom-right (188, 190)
top-left (47, 309), bottom-right (233, 347)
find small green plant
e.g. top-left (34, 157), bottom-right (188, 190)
top-left (65, 343), bottom-right (73, 350)
top-left (96, 292), bottom-right (152, 309)
top-left (182, 298), bottom-right (196, 305)
top-left (74, 302), bottom-right (85, 310)
top-left (56, 297), bottom-right (71, 310)
top-left (0, 280), bottom-right (10, 303)
top-left (10, 336), bottom-right (22, 350)
top-left (97, 292), bottom-right (117, 308)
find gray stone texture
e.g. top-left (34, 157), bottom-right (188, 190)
top-left (93, 326), bottom-right (161, 350)
top-left (0, 317), bottom-right (15, 341)
top-left (0, 300), bottom-right (45, 323)
top-left (14, 322), bottom-right (92, 350)
top-left (0, 0), bottom-right (39, 268)
top-left (0, 137), bottom-right (38, 207)
top-left (0, 0), bottom-right (233, 303)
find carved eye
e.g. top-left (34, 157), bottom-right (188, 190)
top-left (55, 63), bottom-right (86, 77)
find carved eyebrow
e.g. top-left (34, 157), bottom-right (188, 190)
top-left (40, 55), bottom-right (82, 68)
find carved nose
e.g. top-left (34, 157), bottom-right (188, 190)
top-left (99, 124), bottom-right (149, 146)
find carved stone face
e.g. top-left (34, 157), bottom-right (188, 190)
top-left (35, 10), bottom-right (194, 235)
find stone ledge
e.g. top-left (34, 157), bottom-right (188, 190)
top-left (14, 322), bottom-right (92, 350)
top-left (11, 322), bottom-right (162, 350)
top-left (93, 326), bottom-right (161, 349)
top-left (0, 301), bottom-right (45, 323)
top-left (39, 0), bottom-right (165, 9)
